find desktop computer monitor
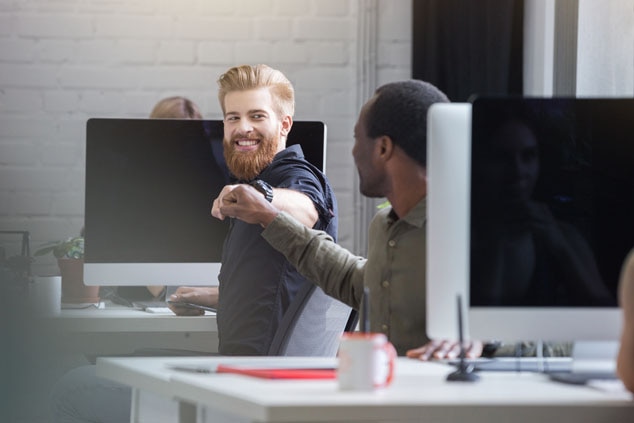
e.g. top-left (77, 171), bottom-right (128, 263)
top-left (427, 99), bottom-right (632, 346)
top-left (84, 118), bottom-right (327, 286)
top-left (426, 103), bottom-right (472, 340)
top-left (467, 97), bottom-right (632, 343)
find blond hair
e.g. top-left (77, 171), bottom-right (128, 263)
top-left (149, 96), bottom-right (202, 119)
top-left (217, 64), bottom-right (295, 119)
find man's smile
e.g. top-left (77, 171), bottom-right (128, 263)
top-left (234, 138), bottom-right (261, 151)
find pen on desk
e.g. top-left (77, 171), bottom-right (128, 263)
top-left (361, 286), bottom-right (370, 333)
top-left (168, 365), bottom-right (213, 374)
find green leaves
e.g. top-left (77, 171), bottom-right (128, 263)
top-left (34, 236), bottom-right (84, 259)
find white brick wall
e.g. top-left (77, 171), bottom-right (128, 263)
top-left (0, 0), bottom-right (412, 274)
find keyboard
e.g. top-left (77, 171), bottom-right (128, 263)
top-left (444, 356), bottom-right (573, 373)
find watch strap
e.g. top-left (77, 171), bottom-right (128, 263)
top-left (249, 179), bottom-right (274, 202)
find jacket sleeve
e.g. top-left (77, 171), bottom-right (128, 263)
top-left (262, 211), bottom-right (366, 309)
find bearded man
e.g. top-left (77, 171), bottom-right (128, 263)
top-left (168, 64), bottom-right (338, 355)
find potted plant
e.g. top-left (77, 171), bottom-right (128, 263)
top-left (34, 236), bottom-right (100, 304)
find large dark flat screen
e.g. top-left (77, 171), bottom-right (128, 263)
top-left (470, 98), bottom-right (634, 308)
top-left (84, 118), bottom-right (326, 265)
top-left (85, 118), bottom-right (230, 263)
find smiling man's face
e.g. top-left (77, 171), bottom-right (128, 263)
top-left (222, 87), bottom-right (291, 181)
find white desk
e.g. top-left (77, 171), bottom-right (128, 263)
top-left (7, 304), bottom-right (217, 422)
top-left (97, 356), bottom-right (634, 423)
top-left (45, 302), bottom-right (218, 356)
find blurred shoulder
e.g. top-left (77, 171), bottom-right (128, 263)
top-left (620, 249), bottom-right (634, 318)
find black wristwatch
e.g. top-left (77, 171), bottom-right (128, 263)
top-left (249, 179), bottom-right (274, 202)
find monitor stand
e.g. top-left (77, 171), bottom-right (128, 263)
top-left (572, 340), bottom-right (618, 370)
top-left (549, 340), bottom-right (619, 385)
top-left (446, 295), bottom-right (479, 382)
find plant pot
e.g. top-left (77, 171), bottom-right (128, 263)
top-left (57, 258), bottom-right (100, 303)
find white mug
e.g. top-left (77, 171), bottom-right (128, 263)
top-left (337, 332), bottom-right (396, 391)
top-left (29, 276), bottom-right (62, 316)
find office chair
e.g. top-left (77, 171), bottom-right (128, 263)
top-left (122, 283), bottom-right (356, 360)
top-left (266, 120), bottom-right (357, 356)
top-left (267, 282), bottom-right (358, 357)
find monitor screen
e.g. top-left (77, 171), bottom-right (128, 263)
top-left (84, 118), bottom-right (326, 286)
top-left (468, 97), bottom-right (632, 342)
top-left (84, 118), bottom-right (230, 286)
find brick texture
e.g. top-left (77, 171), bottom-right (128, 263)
top-left (0, 0), bottom-right (412, 272)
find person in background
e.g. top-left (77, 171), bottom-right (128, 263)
top-left (149, 95), bottom-right (203, 120)
top-left (214, 79), bottom-right (474, 357)
top-left (617, 249), bottom-right (634, 393)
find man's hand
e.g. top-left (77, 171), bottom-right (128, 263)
top-left (167, 286), bottom-right (218, 316)
top-left (406, 339), bottom-right (483, 361)
top-left (211, 184), bottom-right (238, 220)
top-left (213, 184), bottom-right (279, 227)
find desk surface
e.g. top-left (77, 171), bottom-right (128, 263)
top-left (30, 303), bottom-right (218, 356)
top-left (97, 356), bottom-right (634, 423)
top-left (54, 302), bottom-right (217, 333)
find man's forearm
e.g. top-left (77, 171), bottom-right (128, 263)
top-left (262, 212), bottom-right (365, 308)
top-left (270, 188), bottom-right (318, 228)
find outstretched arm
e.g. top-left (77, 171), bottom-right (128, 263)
top-left (212, 184), bottom-right (317, 228)
top-left (216, 185), bottom-right (365, 309)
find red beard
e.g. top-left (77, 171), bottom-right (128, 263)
top-left (223, 133), bottom-right (280, 181)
